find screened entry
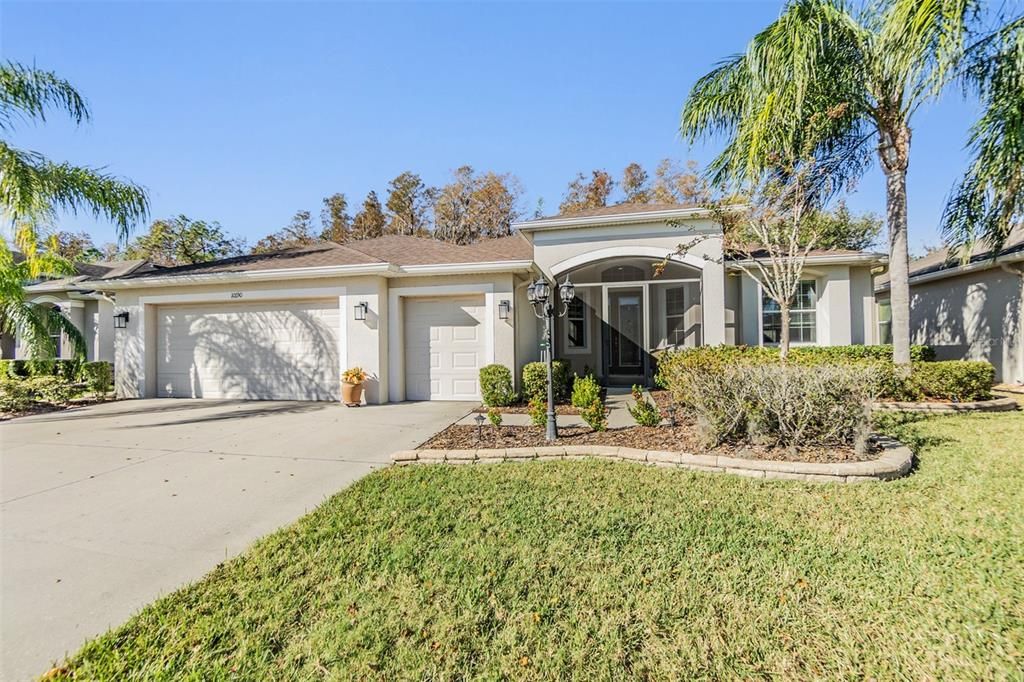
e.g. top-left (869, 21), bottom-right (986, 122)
top-left (553, 257), bottom-right (703, 385)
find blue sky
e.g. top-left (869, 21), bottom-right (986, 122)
top-left (3, 1), bottom-right (977, 254)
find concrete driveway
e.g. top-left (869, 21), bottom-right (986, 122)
top-left (0, 398), bottom-right (471, 681)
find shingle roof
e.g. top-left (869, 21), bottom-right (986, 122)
top-left (106, 234), bottom-right (534, 281)
top-left (342, 234), bottom-right (534, 265)
top-left (24, 259), bottom-right (153, 291)
top-left (875, 225), bottom-right (1024, 287)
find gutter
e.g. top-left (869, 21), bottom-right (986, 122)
top-left (875, 250), bottom-right (1024, 292)
top-left (91, 262), bottom-right (397, 289)
top-left (85, 259), bottom-right (536, 289)
top-left (727, 252), bottom-right (888, 269)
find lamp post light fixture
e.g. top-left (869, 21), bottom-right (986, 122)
top-left (474, 413), bottom-right (486, 442)
top-left (354, 301), bottom-right (368, 321)
top-left (526, 273), bottom-right (575, 441)
top-left (113, 311), bottom-right (130, 329)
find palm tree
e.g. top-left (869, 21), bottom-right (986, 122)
top-left (1, 61), bottom-right (149, 238)
top-left (943, 17), bottom-right (1024, 254)
top-left (0, 61), bottom-right (147, 358)
top-left (679, 0), bottom-right (1008, 368)
top-left (1, 224), bottom-right (86, 359)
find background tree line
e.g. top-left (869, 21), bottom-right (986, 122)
top-left (57, 158), bottom-right (881, 267)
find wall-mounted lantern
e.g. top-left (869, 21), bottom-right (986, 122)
top-left (498, 299), bottom-right (511, 320)
top-left (354, 301), bottom-right (368, 321)
top-left (114, 311), bottom-right (130, 329)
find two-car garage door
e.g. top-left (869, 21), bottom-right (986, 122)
top-left (403, 296), bottom-right (485, 401)
top-left (156, 300), bottom-right (340, 400)
top-left (154, 295), bottom-right (485, 402)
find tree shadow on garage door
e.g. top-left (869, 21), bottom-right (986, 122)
top-left (158, 306), bottom-right (340, 401)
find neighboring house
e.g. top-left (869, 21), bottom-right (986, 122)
top-left (6, 260), bottom-right (153, 362)
top-left (875, 226), bottom-right (1024, 384)
top-left (71, 204), bottom-right (885, 403)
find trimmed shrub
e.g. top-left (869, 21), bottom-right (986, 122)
top-left (571, 374), bottom-right (602, 409)
top-left (0, 377), bottom-right (32, 412)
top-left (628, 384), bottom-right (662, 427)
top-left (522, 360), bottom-right (572, 404)
top-left (486, 406), bottom-right (503, 428)
top-left (0, 359), bottom-right (86, 379)
top-left (683, 362), bottom-right (878, 451)
top-left (527, 398), bottom-right (547, 427)
top-left (24, 375), bottom-right (76, 404)
top-left (911, 361), bottom-right (994, 401)
top-left (479, 364), bottom-right (515, 407)
top-left (81, 361), bottom-right (114, 398)
top-left (579, 397), bottom-right (607, 432)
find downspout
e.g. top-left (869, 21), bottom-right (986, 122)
top-left (999, 262), bottom-right (1024, 385)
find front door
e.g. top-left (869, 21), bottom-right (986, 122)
top-left (606, 287), bottom-right (644, 381)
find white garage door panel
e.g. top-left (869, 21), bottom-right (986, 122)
top-left (404, 296), bottom-right (485, 401)
top-left (156, 300), bottom-right (340, 401)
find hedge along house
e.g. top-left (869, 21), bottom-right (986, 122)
top-left (4, 259), bottom-right (153, 362)
top-left (79, 204), bottom-right (886, 403)
top-left (874, 225), bottom-right (1024, 384)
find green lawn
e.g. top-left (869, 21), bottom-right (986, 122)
top-left (53, 412), bottom-right (1023, 680)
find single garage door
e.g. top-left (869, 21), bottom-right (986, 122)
top-left (156, 299), bottom-right (340, 400)
top-left (404, 295), bottom-right (485, 400)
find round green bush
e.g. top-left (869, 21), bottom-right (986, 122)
top-left (479, 364), bottom-right (515, 407)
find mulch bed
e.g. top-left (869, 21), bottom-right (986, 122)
top-left (0, 398), bottom-right (111, 422)
top-left (472, 404), bottom-right (580, 415)
top-left (419, 422), bottom-right (875, 464)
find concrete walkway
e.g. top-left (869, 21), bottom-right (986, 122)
top-left (0, 398), bottom-right (471, 681)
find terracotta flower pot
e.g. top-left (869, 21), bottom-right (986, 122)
top-left (342, 381), bottom-right (364, 406)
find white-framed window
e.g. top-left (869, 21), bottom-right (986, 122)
top-left (665, 286), bottom-right (687, 346)
top-left (762, 280), bottom-right (816, 344)
top-left (877, 301), bottom-right (892, 344)
top-left (564, 290), bottom-right (589, 353)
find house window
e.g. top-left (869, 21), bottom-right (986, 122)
top-left (877, 301), bottom-right (892, 344)
top-left (665, 286), bottom-right (687, 346)
top-left (565, 294), bottom-right (588, 351)
top-left (762, 280), bottom-right (816, 344)
top-left (50, 331), bottom-right (62, 358)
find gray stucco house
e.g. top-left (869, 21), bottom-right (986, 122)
top-left (875, 226), bottom-right (1024, 385)
top-left (14, 204), bottom-right (888, 402)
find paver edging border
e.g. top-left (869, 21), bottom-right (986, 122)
top-left (874, 396), bottom-right (1018, 413)
top-left (391, 434), bottom-right (913, 483)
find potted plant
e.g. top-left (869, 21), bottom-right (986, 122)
top-left (341, 366), bottom-right (368, 407)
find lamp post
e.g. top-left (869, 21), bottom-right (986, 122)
top-left (526, 273), bottom-right (575, 441)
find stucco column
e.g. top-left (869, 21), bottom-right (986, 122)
top-left (819, 266), bottom-right (852, 346)
top-left (702, 259), bottom-right (726, 345)
top-left (60, 305), bottom-right (85, 359)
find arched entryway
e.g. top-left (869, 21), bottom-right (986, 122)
top-left (550, 255), bottom-right (703, 385)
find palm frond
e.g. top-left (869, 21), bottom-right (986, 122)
top-left (0, 141), bottom-right (148, 242)
top-left (0, 61), bottom-right (89, 132)
top-left (943, 20), bottom-right (1024, 256)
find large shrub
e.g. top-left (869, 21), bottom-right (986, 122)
top-left (479, 364), bottom-right (515, 407)
top-left (522, 360), bottom-right (572, 404)
top-left (910, 361), bottom-right (994, 401)
top-left (684, 362), bottom-right (878, 451)
top-left (25, 375), bottom-right (76, 404)
top-left (0, 377), bottom-right (32, 412)
top-left (656, 344), bottom-right (983, 405)
top-left (0, 359), bottom-right (84, 379)
top-left (81, 361), bottom-right (114, 398)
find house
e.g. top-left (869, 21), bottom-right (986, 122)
top-left (62, 204), bottom-right (885, 403)
top-left (4, 259), bottom-right (153, 362)
top-left (875, 226), bottom-right (1024, 384)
